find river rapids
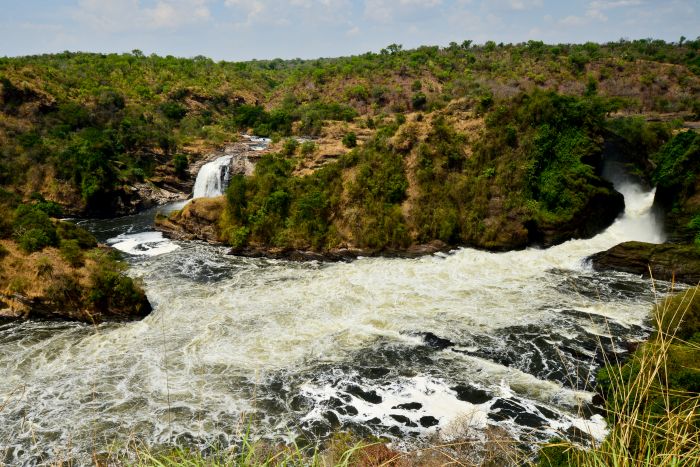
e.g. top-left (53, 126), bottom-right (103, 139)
top-left (0, 182), bottom-right (676, 464)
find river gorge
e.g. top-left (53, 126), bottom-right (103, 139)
top-left (0, 173), bottom-right (677, 464)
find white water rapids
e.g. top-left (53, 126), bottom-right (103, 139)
top-left (0, 183), bottom-right (675, 464)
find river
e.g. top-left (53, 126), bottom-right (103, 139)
top-left (0, 182), bottom-right (675, 465)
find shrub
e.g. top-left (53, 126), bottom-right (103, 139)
top-left (60, 239), bottom-right (84, 267)
top-left (342, 132), bottom-right (357, 148)
top-left (86, 249), bottom-right (149, 315)
top-left (18, 227), bottom-right (56, 253)
top-left (172, 153), bottom-right (188, 178)
top-left (411, 92), bottom-right (427, 110)
top-left (46, 273), bottom-right (84, 309)
top-left (160, 101), bottom-right (187, 121)
top-left (282, 138), bottom-right (299, 155)
top-left (56, 221), bottom-right (97, 249)
top-left (300, 141), bottom-right (316, 156)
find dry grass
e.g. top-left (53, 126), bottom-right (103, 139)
top-left (540, 285), bottom-right (700, 467)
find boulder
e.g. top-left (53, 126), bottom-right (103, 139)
top-left (589, 241), bottom-right (700, 285)
top-left (155, 196), bottom-right (224, 243)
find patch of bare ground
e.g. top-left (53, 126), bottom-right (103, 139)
top-left (289, 121), bottom-right (374, 176)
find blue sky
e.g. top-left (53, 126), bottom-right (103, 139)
top-left (0, 0), bottom-right (697, 61)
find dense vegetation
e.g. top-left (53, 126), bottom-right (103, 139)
top-left (649, 130), bottom-right (700, 242)
top-left (1, 38), bottom-right (699, 216)
top-left (219, 90), bottom-right (630, 252)
top-left (0, 192), bottom-right (150, 322)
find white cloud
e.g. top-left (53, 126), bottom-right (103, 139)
top-left (508, 0), bottom-right (543, 11)
top-left (223, 0), bottom-right (349, 26)
top-left (74, 0), bottom-right (211, 31)
top-left (589, 0), bottom-right (643, 9)
top-left (557, 0), bottom-right (641, 27)
top-left (364, 0), bottom-right (443, 23)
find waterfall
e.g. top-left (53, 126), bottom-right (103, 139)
top-left (192, 155), bottom-right (233, 199)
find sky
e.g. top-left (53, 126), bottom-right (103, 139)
top-left (0, 0), bottom-right (697, 61)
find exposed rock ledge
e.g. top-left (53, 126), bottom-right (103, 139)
top-left (589, 241), bottom-right (700, 285)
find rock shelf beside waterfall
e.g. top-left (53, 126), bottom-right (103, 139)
top-left (589, 241), bottom-right (700, 285)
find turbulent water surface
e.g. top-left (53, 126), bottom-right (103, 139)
top-left (0, 183), bottom-right (676, 464)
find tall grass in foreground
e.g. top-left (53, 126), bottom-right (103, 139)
top-left (541, 285), bottom-right (700, 467)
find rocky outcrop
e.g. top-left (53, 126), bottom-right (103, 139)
top-left (650, 130), bottom-right (700, 242)
top-left (0, 289), bottom-right (151, 322)
top-left (532, 187), bottom-right (625, 247)
top-left (227, 240), bottom-right (451, 262)
top-left (589, 241), bottom-right (700, 285)
top-left (155, 197), bottom-right (224, 243)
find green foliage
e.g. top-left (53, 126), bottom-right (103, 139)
top-left (13, 204), bottom-right (59, 253)
top-left (652, 130), bottom-right (700, 193)
top-left (342, 132), bottom-right (357, 148)
top-left (56, 221), bottom-right (98, 249)
top-left (86, 249), bottom-right (149, 315)
top-left (173, 153), bottom-right (189, 178)
top-left (222, 154), bottom-right (342, 250)
top-left (60, 239), bottom-right (85, 267)
top-left (282, 138), bottom-right (299, 155)
top-left (160, 101), bottom-right (188, 121)
top-left (300, 141), bottom-right (316, 156)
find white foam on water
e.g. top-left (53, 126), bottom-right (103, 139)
top-left (108, 231), bottom-right (180, 256)
top-left (0, 182), bottom-right (669, 463)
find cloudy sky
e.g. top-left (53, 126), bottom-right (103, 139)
top-left (1, 0), bottom-right (697, 61)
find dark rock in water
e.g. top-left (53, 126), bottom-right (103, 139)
top-left (361, 367), bottom-right (391, 379)
top-left (323, 410), bottom-right (341, 428)
top-left (535, 404), bottom-right (559, 420)
top-left (452, 385), bottom-right (491, 404)
top-left (421, 332), bottom-right (455, 349)
top-left (419, 416), bottom-right (439, 428)
top-left (392, 402), bottom-right (422, 411)
top-left (346, 385), bottom-right (383, 404)
top-left (589, 241), bottom-right (700, 285)
top-left (489, 399), bottom-right (523, 422)
top-left (390, 414), bottom-right (418, 427)
top-left (514, 411), bottom-right (548, 428)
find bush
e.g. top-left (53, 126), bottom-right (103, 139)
top-left (300, 141), bottom-right (316, 156)
top-left (342, 132), bottom-right (357, 148)
top-left (56, 221), bottom-right (97, 248)
top-left (60, 239), bottom-right (84, 267)
top-left (282, 138), bottom-right (299, 155)
top-left (172, 153), bottom-right (188, 178)
top-left (87, 249), bottom-right (150, 315)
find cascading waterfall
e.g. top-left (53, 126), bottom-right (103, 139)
top-left (0, 182), bottom-right (675, 465)
top-left (192, 155), bottom-right (233, 198)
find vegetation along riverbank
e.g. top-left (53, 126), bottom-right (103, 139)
top-left (1, 36), bottom-right (699, 465)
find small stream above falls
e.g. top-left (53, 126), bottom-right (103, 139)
top-left (0, 178), bottom-right (679, 465)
